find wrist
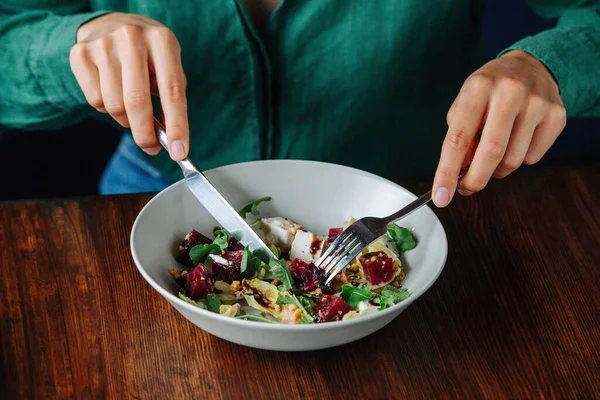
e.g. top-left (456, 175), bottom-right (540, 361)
top-left (76, 12), bottom-right (121, 43)
top-left (501, 50), bottom-right (559, 90)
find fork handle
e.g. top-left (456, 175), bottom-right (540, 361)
top-left (382, 190), bottom-right (433, 225)
top-left (382, 167), bottom-right (469, 225)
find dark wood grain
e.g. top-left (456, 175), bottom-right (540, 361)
top-left (1, 165), bottom-right (599, 399)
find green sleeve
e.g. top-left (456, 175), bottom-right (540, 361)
top-left (0, 3), bottom-right (108, 130)
top-left (499, 2), bottom-right (600, 118)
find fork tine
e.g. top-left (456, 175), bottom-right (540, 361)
top-left (316, 229), bottom-right (354, 268)
top-left (323, 236), bottom-right (358, 274)
top-left (324, 242), bottom-right (365, 285)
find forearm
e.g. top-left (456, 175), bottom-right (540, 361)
top-left (0, 5), bottom-right (108, 130)
top-left (500, 4), bottom-right (600, 117)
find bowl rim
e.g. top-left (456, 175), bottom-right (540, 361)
top-left (130, 159), bottom-right (448, 331)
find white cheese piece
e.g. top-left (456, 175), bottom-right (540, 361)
top-left (289, 230), bottom-right (324, 263)
top-left (259, 217), bottom-right (301, 252)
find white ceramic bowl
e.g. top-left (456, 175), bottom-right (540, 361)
top-left (130, 160), bottom-right (447, 351)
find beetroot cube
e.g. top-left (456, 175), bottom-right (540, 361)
top-left (359, 252), bottom-right (395, 286)
top-left (185, 263), bottom-right (214, 300)
top-left (327, 228), bottom-right (343, 245)
top-left (176, 229), bottom-right (213, 267)
top-left (212, 250), bottom-right (244, 283)
top-left (314, 295), bottom-right (352, 322)
top-left (289, 258), bottom-right (332, 293)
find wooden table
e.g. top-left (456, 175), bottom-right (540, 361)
top-left (1, 165), bottom-right (599, 399)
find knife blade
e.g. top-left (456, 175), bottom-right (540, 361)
top-left (154, 118), bottom-right (276, 260)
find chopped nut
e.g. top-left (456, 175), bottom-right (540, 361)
top-left (291, 309), bottom-right (303, 322)
top-left (271, 279), bottom-right (281, 286)
top-left (392, 280), bottom-right (401, 287)
top-left (231, 280), bottom-right (241, 291)
top-left (350, 263), bottom-right (359, 273)
top-left (314, 288), bottom-right (323, 296)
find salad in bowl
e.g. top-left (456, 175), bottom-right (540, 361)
top-left (168, 197), bottom-right (417, 324)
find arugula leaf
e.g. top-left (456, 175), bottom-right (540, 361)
top-left (238, 197), bottom-right (272, 219)
top-left (267, 243), bottom-right (281, 259)
top-left (189, 243), bottom-right (221, 266)
top-left (178, 292), bottom-right (203, 308)
top-left (235, 314), bottom-right (279, 323)
top-left (276, 295), bottom-right (315, 323)
top-left (212, 230), bottom-right (231, 251)
top-left (298, 296), bottom-right (314, 316)
top-left (339, 284), bottom-right (373, 308)
top-left (268, 258), bottom-right (293, 292)
top-left (292, 288), bottom-right (322, 302)
top-left (387, 224), bottom-right (417, 252)
top-left (252, 248), bottom-right (268, 263)
top-left (205, 294), bottom-right (222, 313)
top-left (377, 285), bottom-right (411, 310)
top-left (240, 247), bottom-right (262, 277)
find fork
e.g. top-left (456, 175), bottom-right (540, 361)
top-left (316, 168), bottom-right (469, 285)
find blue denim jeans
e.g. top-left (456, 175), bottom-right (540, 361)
top-left (99, 134), bottom-right (176, 195)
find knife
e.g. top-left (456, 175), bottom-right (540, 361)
top-left (153, 118), bottom-right (277, 260)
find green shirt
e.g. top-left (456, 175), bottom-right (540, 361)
top-left (1, 1), bottom-right (599, 180)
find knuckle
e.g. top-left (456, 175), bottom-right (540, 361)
top-left (69, 43), bottom-right (88, 62)
top-left (445, 129), bottom-right (471, 152)
top-left (446, 108), bottom-right (453, 126)
top-left (467, 73), bottom-right (494, 91)
top-left (500, 153), bottom-right (523, 171)
top-left (93, 36), bottom-right (113, 60)
top-left (133, 135), bottom-right (158, 149)
top-left (493, 169), bottom-right (511, 179)
top-left (124, 88), bottom-right (150, 108)
top-left (463, 179), bottom-right (486, 193)
top-left (526, 94), bottom-right (546, 113)
top-left (104, 101), bottom-right (126, 116)
top-left (500, 77), bottom-right (527, 96)
top-left (552, 104), bottom-right (567, 127)
top-left (151, 26), bottom-right (177, 44)
top-left (86, 93), bottom-right (104, 109)
top-left (481, 139), bottom-right (506, 161)
top-left (119, 23), bottom-right (142, 40)
top-left (164, 80), bottom-right (186, 101)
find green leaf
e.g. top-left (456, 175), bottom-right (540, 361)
top-left (276, 295), bottom-right (315, 323)
top-left (213, 230), bottom-right (232, 251)
top-left (189, 243), bottom-right (221, 266)
top-left (252, 248), bottom-right (269, 263)
top-left (377, 285), bottom-right (411, 310)
top-left (237, 197), bottom-right (272, 219)
top-left (240, 247), bottom-right (262, 277)
top-left (298, 296), bottom-right (314, 316)
top-left (234, 314), bottom-right (279, 323)
top-left (387, 224), bottom-right (417, 252)
top-left (267, 243), bottom-right (281, 259)
top-left (205, 294), bottom-right (222, 313)
top-left (268, 258), bottom-right (293, 292)
top-left (339, 284), bottom-right (373, 308)
top-left (178, 292), bottom-right (203, 308)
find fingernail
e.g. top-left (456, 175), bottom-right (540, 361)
top-left (170, 140), bottom-right (185, 160)
top-left (143, 146), bottom-right (161, 156)
top-left (457, 188), bottom-right (474, 196)
top-left (433, 187), bottom-right (450, 207)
